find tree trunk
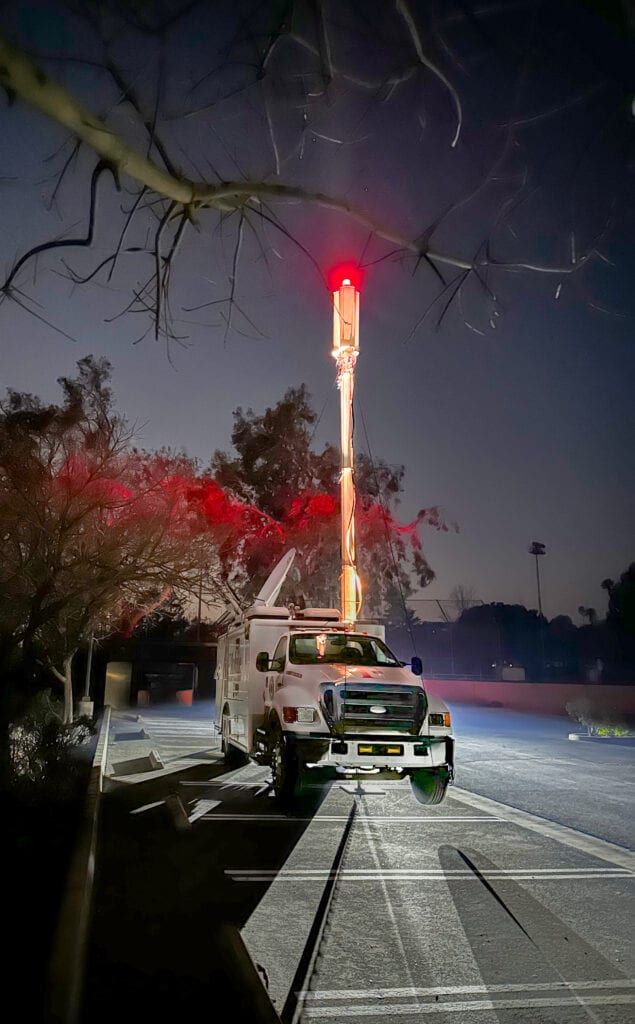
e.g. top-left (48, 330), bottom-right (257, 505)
top-left (51, 653), bottom-right (75, 724)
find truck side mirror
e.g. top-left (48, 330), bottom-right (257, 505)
top-left (411, 656), bottom-right (423, 676)
top-left (256, 652), bottom-right (270, 672)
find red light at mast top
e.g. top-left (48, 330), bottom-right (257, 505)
top-left (330, 263), bottom-right (361, 354)
top-left (328, 263), bottom-right (363, 293)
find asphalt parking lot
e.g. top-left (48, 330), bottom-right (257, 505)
top-left (79, 702), bottom-right (634, 1023)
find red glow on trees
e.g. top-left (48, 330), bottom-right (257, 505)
top-left (287, 492), bottom-right (338, 529)
top-left (49, 458), bottom-right (447, 628)
top-left (327, 263), bottom-right (363, 292)
top-left (123, 586), bottom-right (173, 638)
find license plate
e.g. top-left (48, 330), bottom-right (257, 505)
top-left (358, 743), bottom-right (403, 756)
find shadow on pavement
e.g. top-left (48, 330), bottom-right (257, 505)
top-left (81, 757), bottom-right (330, 1023)
top-left (439, 844), bottom-right (631, 1024)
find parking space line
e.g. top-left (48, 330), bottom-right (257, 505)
top-left (449, 787), bottom-right (635, 869)
top-left (301, 994), bottom-right (635, 1017)
top-left (200, 814), bottom-right (503, 823)
top-left (226, 868), bottom-right (633, 883)
top-left (302, 979), bottom-right (635, 1000)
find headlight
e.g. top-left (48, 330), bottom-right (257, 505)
top-left (428, 712), bottom-right (451, 727)
top-left (283, 706), bottom-right (316, 724)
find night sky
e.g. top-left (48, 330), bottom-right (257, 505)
top-left (0, 0), bottom-right (633, 622)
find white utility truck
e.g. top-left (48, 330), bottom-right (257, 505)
top-left (215, 271), bottom-right (454, 803)
top-left (215, 550), bottom-right (454, 804)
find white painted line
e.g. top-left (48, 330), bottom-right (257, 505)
top-left (301, 995), bottom-right (635, 1017)
top-left (450, 786), bottom-right (635, 870)
top-left (179, 779), bottom-right (265, 788)
top-left (227, 869), bottom-right (633, 882)
top-left (143, 725), bottom-right (216, 731)
top-left (302, 979), bottom-right (635, 1000)
top-left (188, 798), bottom-right (221, 823)
top-left (230, 866), bottom-right (628, 875)
top-left (199, 814), bottom-right (504, 823)
top-left (130, 800), bottom-right (166, 815)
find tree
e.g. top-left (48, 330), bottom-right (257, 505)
top-left (210, 385), bottom-right (449, 616)
top-left (128, 593), bottom-right (191, 641)
top-left (605, 563), bottom-right (635, 637)
top-left (449, 584), bottom-right (479, 617)
top-left (0, 357), bottom-right (223, 724)
top-left (0, 2), bottom-right (630, 348)
top-left (212, 385), bottom-right (330, 521)
top-left (455, 602), bottom-right (547, 678)
top-left (578, 605), bottom-right (598, 626)
top-left (603, 562), bottom-right (635, 670)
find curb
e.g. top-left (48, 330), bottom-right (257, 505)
top-left (568, 732), bottom-right (635, 746)
top-left (44, 706), bottom-right (111, 1023)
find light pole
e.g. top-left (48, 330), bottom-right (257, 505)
top-left (330, 265), bottom-right (362, 625)
top-left (528, 541), bottom-right (546, 615)
top-left (78, 635), bottom-right (95, 718)
top-left (197, 568), bottom-right (203, 642)
top-left (529, 541), bottom-right (546, 679)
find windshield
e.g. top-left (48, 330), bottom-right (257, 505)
top-left (289, 633), bottom-right (401, 667)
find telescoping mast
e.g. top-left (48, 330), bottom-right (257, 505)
top-left (330, 266), bottom-right (362, 626)
top-left (214, 261), bottom-right (454, 806)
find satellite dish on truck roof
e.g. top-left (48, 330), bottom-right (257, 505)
top-left (254, 548), bottom-right (296, 607)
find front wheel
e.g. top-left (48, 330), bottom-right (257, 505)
top-left (269, 721), bottom-right (299, 805)
top-left (409, 770), bottom-right (449, 805)
top-left (221, 707), bottom-right (248, 766)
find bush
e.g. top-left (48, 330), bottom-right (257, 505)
top-left (595, 725), bottom-right (631, 737)
top-left (565, 697), bottom-right (634, 737)
top-left (9, 690), bottom-right (95, 801)
top-left (4, 690), bottom-right (96, 1018)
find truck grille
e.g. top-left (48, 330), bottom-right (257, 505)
top-left (327, 683), bottom-right (426, 734)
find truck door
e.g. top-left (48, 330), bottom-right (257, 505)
top-left (266, 636), bottom-right (287, 713)
top-left (226, 630), bottom-right (248, 746)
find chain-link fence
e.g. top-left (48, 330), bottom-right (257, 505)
top-left (387, 608), bottom-right (631, 683)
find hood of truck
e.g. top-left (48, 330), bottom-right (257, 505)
top-left (286, 663), bottom-right (418, 687)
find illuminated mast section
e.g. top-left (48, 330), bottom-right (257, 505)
top-left (331, 269), bottom-right (362, 625)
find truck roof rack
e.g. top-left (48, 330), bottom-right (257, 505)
top-left (244, 606), bottom-right (290, 619)
top-left (293, 608), bottom-right (340, 619)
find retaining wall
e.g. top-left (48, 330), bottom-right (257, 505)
top-left (422, 679), bottom-right (635, 717)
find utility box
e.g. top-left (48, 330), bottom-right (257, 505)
top-left (501, 666), bottom-right (525, 681)
top-left (104, 661), bottom-right (132, 708)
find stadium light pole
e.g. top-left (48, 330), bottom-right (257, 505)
top-left (330, 265), bottom-right (362, 625)
top-left (528, 541), bottom-right (546, 616)
top-left (529, 541), bottom-right (547, 679)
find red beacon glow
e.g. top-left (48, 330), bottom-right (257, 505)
top-left (329, 263), bottom-right (361, 354)
top-left (327, 263), bottom-right (363, 293)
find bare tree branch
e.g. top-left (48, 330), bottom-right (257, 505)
top-left (395, 0), bottom-right (462, 147)
top-left (1, 160), bottom-right (118, 294)
top-left (0, 0), bottom-right (629, 349)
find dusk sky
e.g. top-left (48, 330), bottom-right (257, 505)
top-left (0, 0), bottom-right (633, 623)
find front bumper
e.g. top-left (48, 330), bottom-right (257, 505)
top-left (289, 732), bottom-right (454, 775)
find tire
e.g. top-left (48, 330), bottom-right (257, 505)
top-left (409, 770), bottom-right (448, 805)
top-left (221, 707), bottom-right (248, 766)
top-left (269, 720), bottom-right (299, 805)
